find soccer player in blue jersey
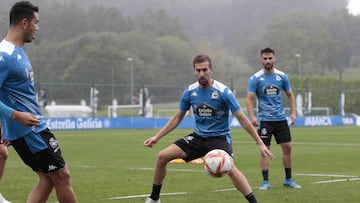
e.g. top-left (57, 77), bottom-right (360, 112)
top-left (246, 47), bottom-right (301, 190)
top-left (0, 1), bottom-right (77, 202)
top-left (144, 54), bottom-right (274, 203)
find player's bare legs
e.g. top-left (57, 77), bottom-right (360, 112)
top-left (280, 142), bottom-right (301, 188)
top-left (0, 144), bottom-right (8, 182)
top-left (228, 165), bottom-right (252, 195)
top-left (228, 164), bottom-right (258, 203)
top-left (146, 144), bottom-right (186, 202)
top-left (27, 165), bottom-right (77, 203)
top-left (152, 144), bottom-right (186, 184)
top-left (259, 145), bottom-right (271, 190)
top-left (280, 142), bottom-right (292, 168)
top-left (0, 143), bottom-right (10, 202)
top-left (27, 172), bottom-right (53, 203)
top-left (260, 146), bottom-right (270, 171)
top-left (50, 165), bottom-right (77, 203)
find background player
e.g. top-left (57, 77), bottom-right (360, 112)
top-left (246, 47), bottom-right (301, 190)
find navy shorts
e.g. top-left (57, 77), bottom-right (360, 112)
top-left (11, 128), bottom-right (65, 173)
top-left (258, 120), bottom-right (291, 146)
top-left (174, 133), bottom-right (233, 162)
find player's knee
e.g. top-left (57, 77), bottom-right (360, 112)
top-left (52, 166), bottom-right (72, 184)
top-left (0, 148), bottom-right (9, 159)
top-left (156, 151), bottom-right (172, 165)
top-left (282, 146), bottom-right (291, 155)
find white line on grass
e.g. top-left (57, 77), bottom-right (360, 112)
top-left (104, 170), bottom-right (360, 201)
top-left (130, 167), bottom-right (204, 173)
top-left (296, 173), bottom-right (360, 184)
top-left (296, 173), bottom-right (358, 178)
top-left (311, 178), bottom-right (360, 184)
top-left (233, 141), bottom-right (360, 147)
top-left (293, 142), bottom-right (360, 146)
top-left (214, 188), bottom-right (237, 192)
top-left (74, 165), bottom-right (97, 168)
top-left (105, 192), bottom-right (189, 200)
top-left (104, 187), bottom-right (261, 201)
top-left (135, 168), bottom-right (360, 179)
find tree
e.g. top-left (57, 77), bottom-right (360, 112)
top-left (248, 11), bottom-right (339, 75)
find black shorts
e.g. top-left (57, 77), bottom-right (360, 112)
top-left (11, 128), bottom-right (65, 173)
top-left (174, 133), bottom-right (233, 162)
top-left (258, 120), bottom-right (291, 146)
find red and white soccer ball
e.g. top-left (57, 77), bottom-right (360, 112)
top-left (203, 149), bottom-right (233, 178)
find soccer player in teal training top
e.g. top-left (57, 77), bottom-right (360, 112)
top-left (144, 54), bottom-right (274, 203)
top-left (0, 1), bottom-right (77, 202)
top-left (246, 47), bottom-right (301, 190)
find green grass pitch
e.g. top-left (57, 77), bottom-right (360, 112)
top-left (1, 126), bottom-right (359, 202)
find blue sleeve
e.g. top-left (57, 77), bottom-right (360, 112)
top-left (224, 88), bottom-right (241, 113)
top-left (0, 101), bottom-right (14, 119)
top-left (0, 54), bottom-right (15, 118)
top-left (247, 75), bottom-right (257, 93)
top-left (282, 74), bottom-right (291, 92)
top-left (179, 89), bottom-right (190, 112)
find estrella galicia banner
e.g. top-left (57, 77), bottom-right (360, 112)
top-left (44, 115), bottom-right (357, 131)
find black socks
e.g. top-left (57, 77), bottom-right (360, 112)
top-left (150, 184), bottom-right (162, 200)
top-left (245, 192), bottom-right (258, 203)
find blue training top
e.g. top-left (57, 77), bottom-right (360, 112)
top-left (247, 69), bottom-right (291, 121)
top-left (179, 80), bottom-right (241, 144)
top-left (0, 39), bottom-right (47, 141)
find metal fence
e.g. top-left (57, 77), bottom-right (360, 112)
top-left (37, 82), bottom-right (360, 117)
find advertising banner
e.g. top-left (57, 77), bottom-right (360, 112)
top-left (44, 115), bottom-right (358, 131)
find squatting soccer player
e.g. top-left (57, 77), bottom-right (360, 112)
top-left (144, 54), bottom-right (274, 203)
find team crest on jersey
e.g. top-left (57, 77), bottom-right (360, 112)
top-left (197, 103), bottom-right (215, 117)
top-left (211, 90), bottom-right (218, 99)
top-left (276, 75), bottom-right (281, 81)
top-left (191, 91), bottom-right (198, 97)
top-left (17, 54), bottom-right (22, 60)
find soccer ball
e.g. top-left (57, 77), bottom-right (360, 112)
top-left (203, 149), bottom-right (233, 178)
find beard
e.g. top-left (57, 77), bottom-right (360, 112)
top-left (198, 77), bottom-right (209, 86)
top-left (264, 63), bottom-right (273, 70)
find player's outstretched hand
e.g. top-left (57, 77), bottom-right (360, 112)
top-left (11, 111), bottom-right (40, 127)
top-left (258, 144), bottom-right (275, 160)
top-left (144, 136), bottom-right (159, 148)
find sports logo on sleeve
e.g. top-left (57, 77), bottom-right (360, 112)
top-left (28, 66), bottom-right (34, 82)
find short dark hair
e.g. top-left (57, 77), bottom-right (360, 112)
top-left (10, 1), bottom-right (38, 26)
top-left (261, 47), bottom-right (275, 55)
top-left (193, 54), bottom-right (212, 68)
